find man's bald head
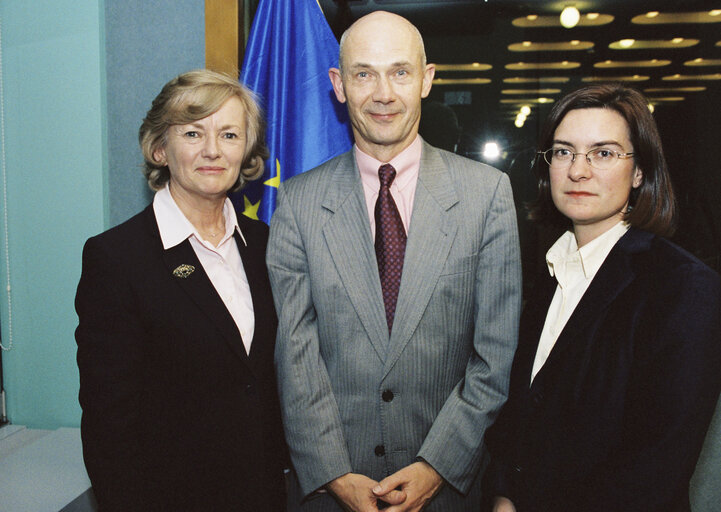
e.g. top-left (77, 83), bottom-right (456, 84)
top-left (338, 11), bottom-right (427, 75)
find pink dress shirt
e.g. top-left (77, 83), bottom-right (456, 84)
top-left (355, 135), bottom-right (422, 237)
top-left (153, 185), bottom-right (255, 354)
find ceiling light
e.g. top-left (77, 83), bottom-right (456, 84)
top-left (595, 59), bottom-right (671, 68)
top-left (645, 86), bottom-right (706, 92)
top-left (663, 73), bottom-right (721, 81)
top-left (432, 78), bottom-right (492, 85)
top-left (483, 142), bottom-right (501, 160)
top-left (685, 58), bottom-right (721, 66)
top-left (435, 63), bottom-right (492, 71)
top-left (514, 118), bottom-right (524, 128)
top-left (611, 38), bottom-right (699, 50)
top-left (513, 13), bottom-right (613, 28)
top-left (646, 11), bottom-right (659, 18)
top-left (509, 41), bottom-right (593, 52)
top-left (503, 77), bottom-right (570, 84)
top-left (520, 105), bottom-right (531, 115)
top-left (500, 98), bottom-right (555, 105)
top-left (648, 104), bottom-right (655, 113)
top-left (506, 61), bottom-right (581, 70)
top-left (582, 75), bottom-right (649, 82)
top-left (560, 6), bottom-right (581, 28)
top-left (632, 11), bottom-right (721, 24)
top-left (527, 14), bottom-right (538, 20)
top-left (502, 88), bottom-right (562, 95)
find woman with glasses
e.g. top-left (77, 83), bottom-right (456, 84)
top-left (483, 83), bottom-right (721, 512)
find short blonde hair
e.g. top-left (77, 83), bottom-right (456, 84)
top-left (139, 69), bottom-right (269, 191)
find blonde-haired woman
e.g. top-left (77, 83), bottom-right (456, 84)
top-left (76, 70), bottom-right (286, 511)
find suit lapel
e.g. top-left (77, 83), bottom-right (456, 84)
top-left (531, 229), bottom-right (648, 388)
top-left (233, 225), bottom-right (275, 373)
top-left (383, 143), bottom-right (459, 376)
top-left (322, 153), bottom-right (389, 360)
top-left (149, 208), bottom-right (252, 368)
top-left (515, 271), bottom-right (557, 390)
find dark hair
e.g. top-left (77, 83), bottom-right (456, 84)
top-left (528, 83), bottom-right (676, 237)
top-left (139, 69), bottom-right (269, 192)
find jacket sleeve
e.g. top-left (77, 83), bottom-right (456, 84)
top-left (266, 184), bottom-right (353, 497)
top-left (568, 260), bottom-right (721, 512)
top-left (75, 237), bottom-right (146, 511)
top-left (417, 173), bottom-right (522, 494)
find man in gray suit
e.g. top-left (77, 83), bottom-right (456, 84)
top-left (267, 11), bottom-right (521, 511)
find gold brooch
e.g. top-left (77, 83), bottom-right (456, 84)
top-left (172, 264), bottom-right (195, 278)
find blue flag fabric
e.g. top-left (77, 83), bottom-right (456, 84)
top-left (236, 0), bottom-right (353, 225)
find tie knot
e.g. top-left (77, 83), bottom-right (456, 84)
top-left (378, 164), bottom-right (396, 189)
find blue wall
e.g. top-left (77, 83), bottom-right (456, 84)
top-left (0, 0), bottom-right (106, 428)
top-left (105, 0), bottom-right (205, 227)
top-left (0, 0), bottom-right (204, 428)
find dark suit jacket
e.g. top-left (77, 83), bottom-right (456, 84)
top-left (75, 204), bottom-right (286, 512)
top-left (484, 227), bottom-right (721, 512)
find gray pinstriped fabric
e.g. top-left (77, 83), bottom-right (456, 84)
top-left (267, 140), bottom-right (522, 511)
top-left (690, 393), bottom-right (721, 511)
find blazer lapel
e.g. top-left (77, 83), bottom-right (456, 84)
top-left (233, 227), bottom-right (275, 374)
top-left (515, 271), bottom-right (557, 390)
top-left (532, 229), bottom-right (647, 387)
top-left (322, 153), bottom-right (389, 360)
top-left (152, 210), bottom-right (251, 368)
top-left (383, 143), bottom-right (459, 376)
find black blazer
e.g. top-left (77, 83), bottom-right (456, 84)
top-left (75, 204), bottom-right (286, 511)
top-left (485, 228), bottom-right (721, 512)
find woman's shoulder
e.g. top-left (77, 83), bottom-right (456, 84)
top-left (625, 228), bottom-right (720, 292)
top-left (83, 205), bottom-right (157, 254)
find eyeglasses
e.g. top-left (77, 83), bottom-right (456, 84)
top-left (538, 147), bottom-right (634, 171)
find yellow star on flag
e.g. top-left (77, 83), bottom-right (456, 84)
top-left (242, 195), bottom-right (261, 220)
top-left (264, 159), bottom-right (281, 188)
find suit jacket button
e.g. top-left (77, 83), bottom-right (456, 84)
top-left (375, 445), bottom-right (385, 457)
top-left (382, 390), bottom-right (394, 402)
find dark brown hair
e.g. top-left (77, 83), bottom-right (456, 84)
top-left (139, 69), bottom-right (269, 192)
top-left (529, 83), bottom-right (676, 237)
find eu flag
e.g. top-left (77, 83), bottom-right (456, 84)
top-left (236, 0), bottom-right (353, 225)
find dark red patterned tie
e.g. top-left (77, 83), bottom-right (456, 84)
top-left (375, 164), bottom-right (407, 333)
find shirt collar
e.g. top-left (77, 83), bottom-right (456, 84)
top-left (546, 221), bottom-right (630, 280)
top-left (152, 184), bottom-right (246, 250)
top-left (355, 135), bottom-right (421, 192)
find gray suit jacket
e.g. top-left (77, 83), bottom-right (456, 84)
top-left (691, 393), bottom-right (721, 511)
top-left (267, 140), bottom-right (521, 510)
